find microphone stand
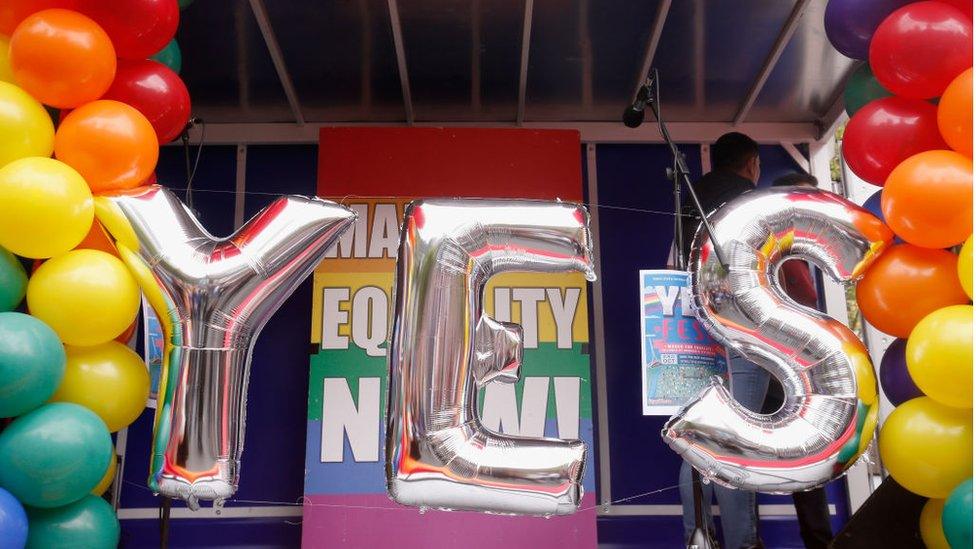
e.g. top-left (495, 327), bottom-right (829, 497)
top-left (630, 70), bottom-right (720, 549)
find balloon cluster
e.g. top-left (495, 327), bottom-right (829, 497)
top-left (0, 1), bottom-right (192, 547)
top-left (827, 2), bottom-right (973, 546)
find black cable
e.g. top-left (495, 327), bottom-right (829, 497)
top-left (159, 496), bottom-right (172, 549)
top-left (180, 118), bottom-right (206, 211)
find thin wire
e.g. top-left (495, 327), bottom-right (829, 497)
top-left (146, 186), bottom-right (696, 218)
top-left (123, 479), bottom-right (685, 514)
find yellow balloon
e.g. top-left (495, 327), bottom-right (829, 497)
top-left (51, 342), bottom-right (149, 432)
top-left (0, 81), bottom-right (55, 168)
top-left (27, 250), bottom-right (140, 346)
top-left (879, 397), bottom-right (973, 498)
top-left (0, 157), bottom-right (92, 258)
top-left (920, 498), bottom-right (950, 549)
top-left (959, 236), bottom-right (973, 300)
top-left (0, 36), bottom-right (13, 83)
top-left (91, 448), bottom-right (118, 495)
top-left (907, 305), bottom-right (973, 409)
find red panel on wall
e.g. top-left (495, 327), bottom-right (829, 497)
top-left (317, 127), bottom-right (582, 199)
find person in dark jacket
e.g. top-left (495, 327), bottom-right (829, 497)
top-left (680, 132), bottom-right (761, 262)
top-left (678, 132), bottom-right (767, 549)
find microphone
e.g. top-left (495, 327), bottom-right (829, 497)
top-left (623, 77), bottom-right (653, 128)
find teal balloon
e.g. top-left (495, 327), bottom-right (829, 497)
top-left (178, 0), bottom-right (194, 8)
top-left (0, 313), bottom-right (65, 418)
top-left (844, 63), bottom-right (893, 117)
top-left (0, 247), bottom-right (26, 312)
top-left (943, 478), bottom-right (973, 549)
top-left (0, 403), bottom-right (111, 508)
top-left (26, 496), bottom-right (119, 549)
top-left (150, 39), bottom-right (182, 75)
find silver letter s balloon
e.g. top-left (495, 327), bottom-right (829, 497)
top-left (95, 185), bottom-right (356, 508)
top-left (664, 187), bottom-right (892, 492)
top-left (387, 199), bottom-right (595, 516)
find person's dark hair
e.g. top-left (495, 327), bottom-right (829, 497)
top-left (711, 132), bottom-right (759, 172)
top-left (772, 172), bottom-right (818, 187)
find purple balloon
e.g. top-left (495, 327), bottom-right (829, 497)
top-left (879, 339), bottom-right (923, 405)
top-left (824, 0), bottom-right (914, 59)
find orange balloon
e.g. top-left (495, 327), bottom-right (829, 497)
top-left (856, 244), bottom-right (971, 337)
top-left (882, 150), bottom-right (973, 249)
top-left (938, 68), bottom-right (973, 158)
top-left (74, 220), bottom-right (118, 257)
top-left (8, 9), bottom-right (115, 109)
top-left (0, 0), bottom-right (76, 35)
top-left (55, 100), bottom-right (159, 194)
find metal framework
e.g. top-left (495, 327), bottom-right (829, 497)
top-left (516, 0), bottom-right (535, 125)
top-left (247, 0), bottom-right (305, 125)
top-left (632, 0), bottom-right (672, 101)
top-left (733, 0), bottom-right (812, 125)
top-left (180, 121), bottom-right (826, 146)
top-left (387, 0), bottom-right (414, 124)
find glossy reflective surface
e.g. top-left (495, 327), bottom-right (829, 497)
top-left (386, 199), bottom-right (595, 515)
top-left (664, 187), bottom-right (892, 492)
top-left (97, 185), bottom-right (356, 508)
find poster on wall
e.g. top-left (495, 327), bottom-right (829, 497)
top-left (640, 269), bottom-right (727, 415)
top-left (302, 128), bottom-right (597, 548)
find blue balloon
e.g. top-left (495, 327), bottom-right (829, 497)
top-left (0, 487), bottom-right (28, 549)
top-left (824, 0), bottom-right (913, 59)
top-left (861, 190), bottom-right (903, 243)
top-left (862, 189), bottom-right (884, 220)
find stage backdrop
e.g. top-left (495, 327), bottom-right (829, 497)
top-left (302, 128), bottom-right (597, 548)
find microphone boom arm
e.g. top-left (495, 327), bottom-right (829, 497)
top-left (638, 70), bottom-right (729, 271)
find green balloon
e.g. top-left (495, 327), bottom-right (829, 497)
top-left (844, 63), bottom-right (892, 117)
top-left (150, 39), bottom-right (182, 75)
top-left (943, 478), bottom-right (973, 549)
top-left (26, 496), bottom-right (119, 549)
top-left (0, 403), bottom-right (111, 508)
top-left (0, 247), bottom-right (26, 312)
top-left (0, 313), bottom-right (65, 418)
top-left (179, 0), bottom-right (194, 8)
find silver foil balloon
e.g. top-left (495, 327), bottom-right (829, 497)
top-left (95, 185), bottom-right (356, 509)
top-left (663, 187), bottom-right (892, 493)
top-left (386, 199), bottom-right (595, 516)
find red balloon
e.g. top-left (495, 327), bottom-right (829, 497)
top-left (869, 1), bottom-right (973, 99)
top-left (0, 0), bottom-right (77, 35)
top-left (74, 0), bottom-right (178, 60)
top-left (842, 97), bottom-right (947, 186)
top-left (937, 0), bottom-right (972, 20)
top-left (101, 59), bottom-right (190, 143)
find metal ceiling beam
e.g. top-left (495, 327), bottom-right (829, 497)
top-left (516, 0), bottom-right (535, 125)
top-left (733, 0), bottom-right (812, 125)
top-left (632, 0), bottom-right (672, 100)
top-left (177, 121), bottom-right (821, 145)
top-left (387, 0), bottom-right (414, 124)
top-left (247, 0), bottom-right (305, 125)
top-left (816, 61), bottom-right (860, 140)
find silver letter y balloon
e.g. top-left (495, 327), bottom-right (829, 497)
top-left (387, 199), bottom-right (595, 516)
top-left (664, 187), bottom-right (892, 492)
top-left (96, 185), bottom-right (356, 508)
